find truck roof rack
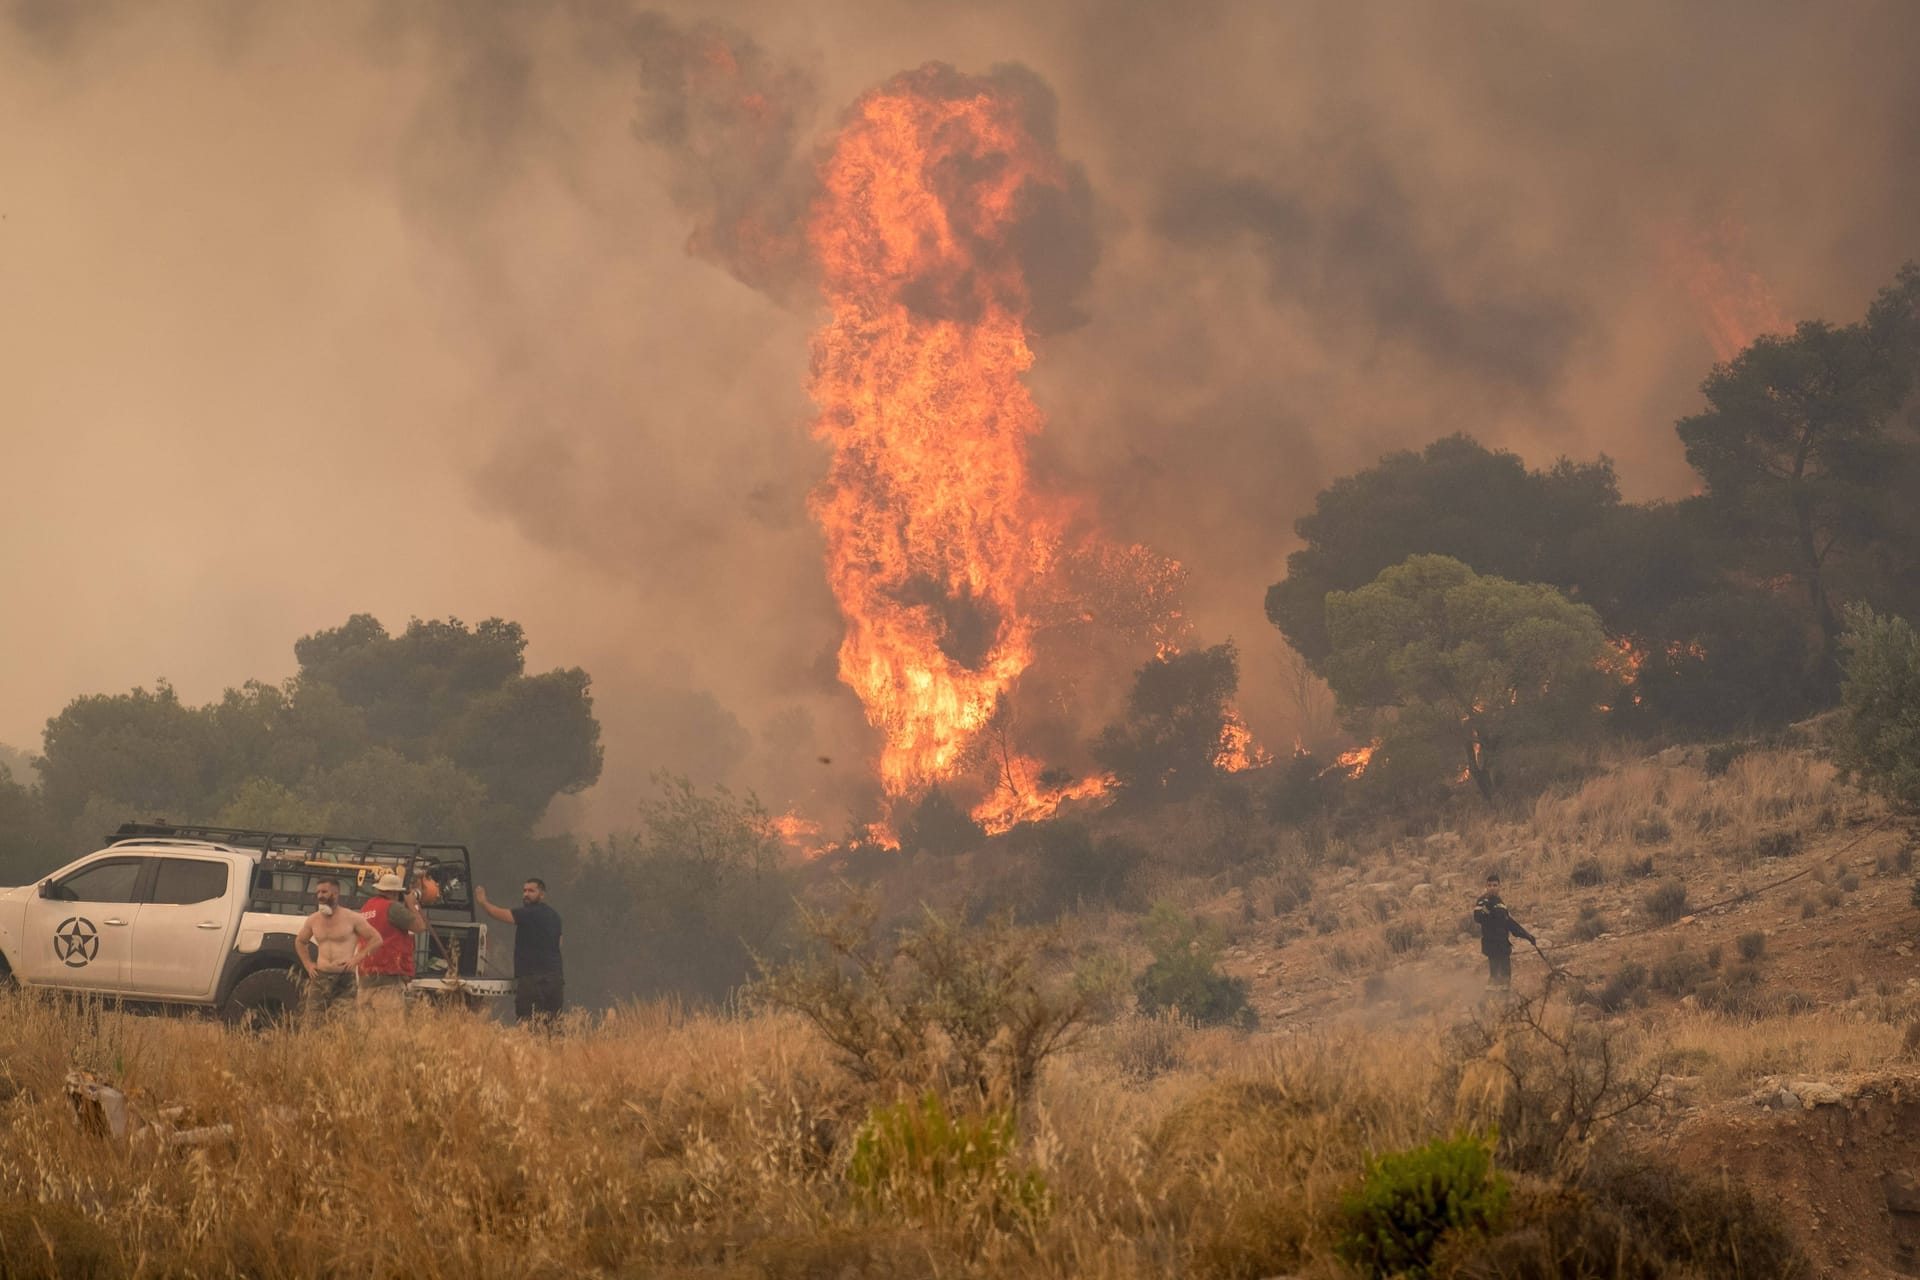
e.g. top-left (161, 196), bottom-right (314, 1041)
top-left (108, 821), bottom-right (479, 924)
top-left (109, 822), bottom-right (470, 865)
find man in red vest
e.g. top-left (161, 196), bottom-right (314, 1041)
top-left (358, 872), bottom-right (425, 1015)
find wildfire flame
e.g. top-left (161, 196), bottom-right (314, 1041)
top-left (767, 811), bottom-right (829, 860)
top-left (806, 67), bottom-right (1080, 798)
top-left (1325, 742), bottom-right (1377, 779)
top-left (1215, 710), bottom-right (1271, 773)
top-left (1658, 215), bottom-right (1786, 363)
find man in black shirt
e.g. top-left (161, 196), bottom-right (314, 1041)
top-left (477, 877), bottom-right (564, 1027)
top-left (1472, 872), bottom-right (1536, 990)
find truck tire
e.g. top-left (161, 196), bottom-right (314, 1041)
top-left (0, 955), bottom-right (13, 992)
top-left (223, 968), bottom-right (301, 1030)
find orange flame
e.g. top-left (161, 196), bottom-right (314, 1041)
top-left (805, 69), bottom-right (1074, 797)
top-left (767, 811), bottom-right (829, 860)
top-left (1215, 710), bottom-right (1271, 773)
top-left (972, 756), bottom-right (1113, 836)
top-left (1658, 215), bottom-right (1786, 363)
top-left (1324, 742), bottom-right (1377, 779)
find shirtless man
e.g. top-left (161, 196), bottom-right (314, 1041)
top-left (295, 876), bottom-right (381, 1020)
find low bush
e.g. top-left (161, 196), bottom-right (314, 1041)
top-left (754, 893), bottom-right (1089, 1108)
top-left (1595, 961), bottom-right (1647, 1013)
top-left (1754, 830), bottom-right (1802, 859)
top-left (1567, 858), bottom-right (1605, 888)
top-left (1570, 904), bottom-right (1609, 942)
top-left (1386, 922), bottom-right (1427, 955)
top-left (1643, 880), bottom-right (1690, 924)
top-left (847, 1092), bottom-right (1047, 1228)
top-left (1648, 947), bottom-right (1710, 997)
top-left (1134, 904), bottom-right (1257, 1029)
top-left (1334, 1134), bottom-right (1508, 1279)
top-left (1736, 930), bottom-right (1766, 962)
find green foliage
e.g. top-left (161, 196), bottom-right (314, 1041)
top-left (1018, 820), bottom-right (1145, 920)
top-left (1092, 642), bottom-right (1240, 797)
top-left (847, 1092), bottom-right (1047, 1227)
top-left (1265, 435), bottom-right (1694, 666)
top-left (32, 614), bottom-right (603, 857)
top-left (754, 892), bottom-right (1089, 1109)
top-left (1836, 604), bottom-right (1920, 810)
top-left (1133, 903), bottom-right (1255, 1029)
top-left (897, 787), bottom-right (983, 857)
top-left (0, 758), bottom-right (56, 890)
top-left (1677, 302), bottom-right (1919, 669)
top-left (564, 774), bottom-right (792, 1006)
top-left (1334, 1134), bottom-right (1508, 1279)
top-left (1323, 556), bottom-right (1611, 802)
top-left (1629, 589), bottom-right (1826, 735)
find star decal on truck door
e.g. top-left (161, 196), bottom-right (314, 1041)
top-left (54, 917), bottom-right (99, 967)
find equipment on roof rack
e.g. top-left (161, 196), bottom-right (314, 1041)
top-left (110, 821), bottom-right (486, 978)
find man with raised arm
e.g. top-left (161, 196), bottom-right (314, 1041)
top-left (475, 877), bottom-right (564, 1028)
top-left (1472, 871), bottom-right (1537, 991)
top-left (295, 876), bottom-right (381, 1021)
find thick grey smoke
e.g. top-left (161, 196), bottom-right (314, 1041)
top-left (2, 0), bottom-right (1916, 828)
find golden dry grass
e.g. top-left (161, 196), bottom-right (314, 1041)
top-left (0, 974), bottom-right (1907, 1279)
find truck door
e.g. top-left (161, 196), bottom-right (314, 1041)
top-left (19, 856), bottom-right (149, 991)
top-left (129, 855), bottom-right (241, 1000)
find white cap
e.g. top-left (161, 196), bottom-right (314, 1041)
top-left (374, 872), bottom-right (405, 893)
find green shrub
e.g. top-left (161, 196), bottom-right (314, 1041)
top-left (1020, 820), bottom-right (1146, 919)
top-left (1754, 830), bottom-right (1802, 859)
top-left (1643, 879), bottom-right (1690, 923)
top-left (1736, 931), bottom-right (1767, 962)
top-left (1133, 903), bottom-right (1256, 1029)
top-left (1334, 1134), bottom-right (1509, 1279)
top-left (1836, 604), bottom-right (1920, 810)
top-left (1567, 858), bottom-right (1604, 888)
top-left (847, 1092), bottom-right (1047, 1227)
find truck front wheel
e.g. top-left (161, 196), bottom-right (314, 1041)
top-left (223, 968), bottom-right (301, 1030)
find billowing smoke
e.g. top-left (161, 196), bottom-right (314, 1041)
top-left (3, 0), bottom-right (1917, 829)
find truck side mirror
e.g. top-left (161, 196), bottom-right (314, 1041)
top-left (37, 880), bottom-right (54, 900)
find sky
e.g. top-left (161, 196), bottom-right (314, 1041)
top-left (3, 0), bottom-right (1916, 831)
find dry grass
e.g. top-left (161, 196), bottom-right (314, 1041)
top-left (0, 976), bottom-right (1903, 1279)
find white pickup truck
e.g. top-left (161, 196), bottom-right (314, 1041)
top-left (0, 822), bottom-right (510, 1023)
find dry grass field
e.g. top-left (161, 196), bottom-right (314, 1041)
top-left (2, 740), bottom-right (1917, 1278)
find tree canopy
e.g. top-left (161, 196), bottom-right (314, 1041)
top-left (1266, 435), bottom-right (1705, 669)
top-left (1092, 642), bottom-right (1241, 797)
top-left (33, 615), bottom-right (602, 855)
top-left (1323, 556), bottom-right (1610, 801)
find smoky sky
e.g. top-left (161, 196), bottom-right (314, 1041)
top-left (2, 0), bottom-right (1916, 830)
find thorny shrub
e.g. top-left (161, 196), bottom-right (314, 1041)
top-left (752, 891), bottom-right (1089, 1111)
top-left (1445, 992), bottom-right (1662, 1176)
